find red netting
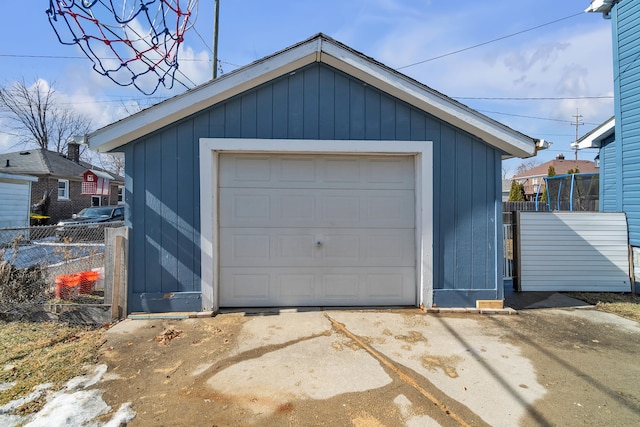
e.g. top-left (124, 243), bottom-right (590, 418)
top-left (46, 1), bottom-right (199, 95)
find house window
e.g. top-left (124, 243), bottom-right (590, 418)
top-left (117, 186), bottom-right (124, 205)
top-left (58, 179), bottom-right (69, 200)
top-left (91, 196), bottom-right (102, 207)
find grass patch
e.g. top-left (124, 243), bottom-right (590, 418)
top-left (566, 292), bottom-right (640, 322)
top-left (0, 321), bottom-right (106, 414)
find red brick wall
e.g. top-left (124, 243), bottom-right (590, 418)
top-left (31, 178), bottom-right (122, 224)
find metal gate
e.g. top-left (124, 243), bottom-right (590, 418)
top-left (503, 212), bottom-right (516, 281)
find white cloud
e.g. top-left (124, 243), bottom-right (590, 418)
top-left (175, 44), bottom-right (213, 88)
top-left (0, 126), bottom-right (14, 153)
top-left (372, 20), bottom-right (614, 136)
top-left (503, 42), bottom-right (570, 74)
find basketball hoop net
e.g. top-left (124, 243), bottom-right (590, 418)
top-left (46, 1), bottom-right (199, 95)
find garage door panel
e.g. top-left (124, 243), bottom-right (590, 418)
top-left (220, 188), bottom-right (414, 228)
top-left (323, 274), bottom-right (359, 297)
top-left (367, 273), bottom-right (408, 297)
top-left (323, 158), bottom-right (362, 183)
top-left (279, 157), bottom-right (317, 183)
top-left (219, 154), bottom-right (414, 190)
top-left (280, 195), bottom-right (315, 221)
top-left (366, 158), bottom-right (413, 185)
top-left (220, 267), bottom-right (415, 306)
top-left (231, 234), bottom-right (270, 261)
top-left (277, 234), bottom-right (316, 260)
top-left (220, 228), bottom-right (415, 267)
top-left (365, 232), bottom-right (415, 264)
top-left (229, 193), bottom-right (272, 222)
top-left (366, 194), bottom-right (413, 224)
top-left (323, 196), bottom-right (360, 222)
top-left (227, 273), bottom-right (270, 299)
top-left (322, 234), bottom-right (360, 262)
top-left (218, 153), bottom-right (417, 307)
top-left (279, 274), bottom-right (316, 298)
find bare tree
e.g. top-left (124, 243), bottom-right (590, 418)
top-left (515, 159), bottom-right (541, 176)
top-left (0, 78), bottom-right (92, 154)
top-left (98, 153), bottom-right (125, 177)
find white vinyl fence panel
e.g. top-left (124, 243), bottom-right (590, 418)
top-left (517, 212), bottom-right (631, 292)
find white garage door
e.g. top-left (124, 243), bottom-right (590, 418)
top-left (218, 153), bottom-right (416, 307)
top-left (0, 179), bottom-right (33, 245)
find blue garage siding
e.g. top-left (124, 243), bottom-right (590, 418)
top-left (122, 63), bottom-right (503, 311)
top-left (613, 0), bottom-right (640, 246)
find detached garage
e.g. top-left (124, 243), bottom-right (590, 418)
top-left (89, 34), bottom-right (537, 313)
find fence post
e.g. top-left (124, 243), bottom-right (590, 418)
top-left (513, 211), bottom-right (521, 291)
top-left (105, 227), bottom-right (128, 319)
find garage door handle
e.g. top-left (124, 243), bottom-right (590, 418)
top-left (316, 241), bottom-right (322, 247)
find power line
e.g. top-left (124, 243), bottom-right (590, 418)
top-left (477, 109), bottom-right (603, 126)
top-left (454, 96), bottom-right (613, 101)
top-left (397, 12), bottom-right (584, 70)
top-left (0, 53), bottom-right (211, 62)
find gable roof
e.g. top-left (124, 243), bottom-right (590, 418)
top-left (575, 116), bottom-right (615, 149)
top-left (0, 149), bottom-right (123, 183)
top-left (89, 34), bottom-right (537, 158)
top-left (512, 158), bottom-right (599, 180)
top-left (86, 169), bottom-right (114, 180)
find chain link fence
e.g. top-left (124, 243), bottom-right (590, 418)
top-left (0, 222), bottom-right (124, 309)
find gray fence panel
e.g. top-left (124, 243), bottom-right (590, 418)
top-left (517, 212), bottom-right (630, 292)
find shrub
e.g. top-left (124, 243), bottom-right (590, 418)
top-left (0, 241), bottom-right (48, 305)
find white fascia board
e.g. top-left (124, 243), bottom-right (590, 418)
top-left (0, 172), bottom-right (38, 183)
top-left (585, 0), bottom-right (614, 13)
top-left (319, 41), bottom-right (536, 158)
top-left (576, 117), bottom-right (615, 149)
top-left (89, 40), bottom-right (321, 152)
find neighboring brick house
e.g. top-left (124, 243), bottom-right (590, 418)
top-left (0, 143), bottom-right (124, 224)
top-left (511, 154), bottom-right (599, 201)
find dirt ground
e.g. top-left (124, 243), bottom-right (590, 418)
top-left (95, 309), bottom-right (640, 427)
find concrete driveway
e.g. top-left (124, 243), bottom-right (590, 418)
top-left (93, 303), bottom-right (640, 426)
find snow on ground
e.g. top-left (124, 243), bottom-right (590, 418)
top-left (0, 364), bottom-right (134, 427)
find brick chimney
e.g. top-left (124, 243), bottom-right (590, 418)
top-left (68, 142), bottom-right (80, 163)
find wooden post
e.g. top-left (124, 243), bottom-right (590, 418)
top-left (106, 227), bottom-right (128, 319)
top-left (111, 236), bottom-right (123, 319)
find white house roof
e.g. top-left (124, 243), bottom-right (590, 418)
top-left (84, 169), bottom-right (114, 180)
top-left (89, 34), bottom-right (537, 158)
top-left (574, 116), bottom-right (615, 149)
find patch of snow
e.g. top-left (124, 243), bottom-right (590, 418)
top-left (65, 364), bottom-right (108, 390)
top-left (0, 382), bottom-right (16, 392)
top-left (102, 402), bottom-right (136, 427)
top-left (0, 364), bottom-right (135, 427)
top-left (24, 389), bottom-right (110, 427)
top-left (0, 413), bottom-right (23, 427)
top-left (0, 385), bottom-right (50, 413)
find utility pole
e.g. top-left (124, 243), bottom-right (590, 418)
top-left (212, 0), bottom-right (220, 79)
top-left (572, 108), bottom-right (584, 161)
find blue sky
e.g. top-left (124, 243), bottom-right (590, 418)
top-left (0, 1), bottom-right (614, 175)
